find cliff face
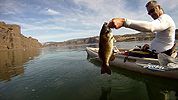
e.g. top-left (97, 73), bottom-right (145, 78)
top-left (0, 22), bottom-right (42, 50)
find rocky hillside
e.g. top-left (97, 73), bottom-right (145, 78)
top-left (0, 22), bottom-right (42, 50)
top-left (42, 36), bottom-right (99, 47)
top-left (43, 32), bottom-right (156, 47)
top-left (43, 30), bottom-right (178, 47)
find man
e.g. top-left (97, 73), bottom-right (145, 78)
top-left (109, 1), bottom-right (176, 56)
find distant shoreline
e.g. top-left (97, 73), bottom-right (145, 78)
top-left (42, 29), bottom-right (178, 47)
top-left (1, 21), bottom-right (177, 50)
top-left (42, 32), bottom-right (155, 47)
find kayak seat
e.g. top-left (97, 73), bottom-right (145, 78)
top-left (129, 43), bottom-right (177, 59)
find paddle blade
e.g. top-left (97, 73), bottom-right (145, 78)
top-left (109, 53), bottom-right (115, 61)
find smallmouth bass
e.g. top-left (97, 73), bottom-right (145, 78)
top-left (98, 22), bottom-right (115, 75)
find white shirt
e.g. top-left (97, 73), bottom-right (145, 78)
top-left (124, 14), bottom-right (176, 53)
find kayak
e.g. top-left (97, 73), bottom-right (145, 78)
top-left (86, 47), bottom-right (178, 80)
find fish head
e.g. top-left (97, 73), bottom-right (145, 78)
top-left (100, 22), bottom-right (112, 38)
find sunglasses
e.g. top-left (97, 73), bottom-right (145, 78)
top-left (148, 6), bottom-right (158, 15)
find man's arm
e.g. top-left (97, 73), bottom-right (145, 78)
top-left (124, 18), bottom-right (170, 32)
top-left (109, 15), bottom-right (170, 32)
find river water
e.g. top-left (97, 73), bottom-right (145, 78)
top-left (0, 41), bottom-right (178, 100)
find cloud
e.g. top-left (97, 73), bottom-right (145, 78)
top-left (42, 9), bottom-right (60, 15)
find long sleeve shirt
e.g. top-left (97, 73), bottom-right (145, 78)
top-left (124, 14), bottom-right (176, 53)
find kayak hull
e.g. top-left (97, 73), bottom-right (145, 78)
top-left (86, 47), bottom-right (178, 80)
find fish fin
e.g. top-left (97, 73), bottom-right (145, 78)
top-left (108, 36), bottom-right (113, 42)
top-left (101, 66), bottom-right (111, 75)
top-left (113, 37), bottom-right (116, 42)
top-left (109, 52), bottom-right (115, 61)
top-left (109, 36), bottom-right (116, 42)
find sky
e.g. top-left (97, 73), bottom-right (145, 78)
top-left (0, 0), bottom-right (178, 43)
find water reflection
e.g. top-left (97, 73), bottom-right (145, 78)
top-left (87, 54), bottom-right (178, 100)
top-left (60, 44), bottom-right (98, 51)
top-left (41, 44), bottom-right (98, 54)
top-left (99, 87), bottom-right (113, 100)
top-left (0, 49), bottom-right (40, 82)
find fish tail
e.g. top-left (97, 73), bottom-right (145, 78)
top-left (101, 65), bottom-right (111, 75)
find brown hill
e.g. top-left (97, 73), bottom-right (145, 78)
top-left (42, 36), bottom-right (99, 47)
top-left (43, 30), bottom-right (178, 47)
top-left (0, 22), bottom-right (42, 50)
top-left (42, 32), bottom-right (156, 47)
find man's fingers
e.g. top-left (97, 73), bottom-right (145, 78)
top-left (108, 18), bottom-right (124, 29)
top-left (108, 20), bottom-right (115, 28)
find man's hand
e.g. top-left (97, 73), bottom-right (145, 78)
top-left (142, 44), bottom-right (150, 50)
top-left (108, 18), bottom-right (125, 29)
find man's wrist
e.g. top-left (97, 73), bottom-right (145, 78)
top-left (123, 18), bottom-right (131, 27)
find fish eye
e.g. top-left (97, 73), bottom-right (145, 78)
top-left (106, 30), bottom-right (109, 33)
top-left (106, 28), bottom-right (110, 33)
